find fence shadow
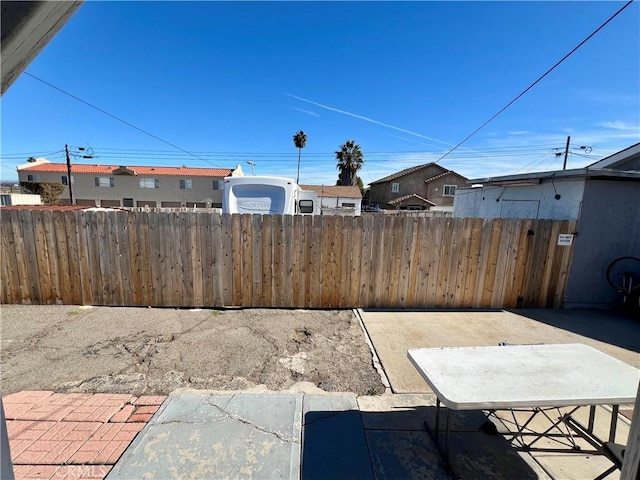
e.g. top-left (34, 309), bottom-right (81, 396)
top-left (300, 406), bottom-right (544, 480)
top-left (509, 308), bottom-right (640, 354)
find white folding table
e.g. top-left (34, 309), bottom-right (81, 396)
top-left (408, 343), bottom-right (640, 465)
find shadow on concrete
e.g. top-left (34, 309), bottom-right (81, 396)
top-left (510, 308), bottom-right (640, 354)
top-left (301, 406), bottom-right (544, 480)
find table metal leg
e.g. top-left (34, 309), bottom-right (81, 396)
top-left (435, 398), bottom-right (441, 441)
top-left (445, 408), bottom-right (451, 463)
top-left (609, 405), bottom-right (618, 443)
top-left (588, 405), bottom-right (596, 432)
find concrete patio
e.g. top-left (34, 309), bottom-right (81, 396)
top-left (2, 308), bottom-right (638, 479)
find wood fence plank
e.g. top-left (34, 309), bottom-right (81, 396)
top-left (126, 212), bottom-right (143, 306)
top-left (74, 211), bottom-right (93, 305)
top-left (18, 211), bottom-right (41, 303)
top-left (140, 212), bottom-right (157, 306)
top-left (426, 218), bottom-right (444, 307)
top-left (282, 215), bottom-right (294, 308)
top-left (443, 218), bottom-right (463, 308)
top-left (200, 213), bottom-right (214, 306)
top-left (173, 213), bottom-right (187, 306)
top-left (405, 216), bottom-right (422, 308)
top-left (369, 215), bottom-right (386, 307)
top-left (553, 220), bottom-right (577, 308)
top-left (309, 215), bottom-right (323, 307)
top-left (31, 210), bottom-right (54, 303)
top-left (450, 218), bottom-right (473, 308)
top-left (414, 217), bottom-right (433, 308)
top-left (435, 218), bottom-right (454, 307)
top-left (52, 211), bottom-right (72, 304)
top-left (335, 216), bottom-right (348, 308)
top-left (302, 215), bottom-right (313, 308)
top-left (272, 215), bottom-right (285, 307)
top-left (523, 220), bottom-right (553, 306)
top-left (155, 213), bottom-right (169, 306)
top-left (116, 212), bottom-right (134, 306)
top-left (230, 214), bottom-right (242, 306)
top-left (480, 218), bottom-right (503, 308)
top-left (490, 219), bottom-right (516, 308)
top-left (8, 210), bottom-right (31, 303)
top-left (348, 215), bottom-right (363, 308)
top-left (63, 211), bottom-right (82, 305)
top-left (40, 211), bottom-right (62, 304)
top-left (388, 216), bottom-right (404, 307)
top-left (239, 214), bottom-right (253, 307)
top-left (1, 211), bottom-right (18, 303)
top-left (251, 215), bottom-right (263, 307)
top-left (0, 215), bottom-right (11, 304)
top-left (396, 217), bottom-right (415, 307)
top-left (320, 216), bottom-right (334, 307)
top-left (471, 219), bottom-right (493, 308)
top-left (191, 213), bottom-right (203, 307)
top-left (461, 218), bottom-right (483, 307)
top-left (106, 211), bottom-right (124, 306)
top-left (260, 215), bottom-right (273, 307)
top-left (357, 215), bottom-right (373, 306)
top-left (504, 219), bottom-right (533, 308)
top-left (291, 215), bottom-right (302, 307)
top-left (221, 214), bottom-right (234, 306)
top-left (539, 220), bottom-right (562, 307)
top-left (213, 213), bottom-right (227, 307)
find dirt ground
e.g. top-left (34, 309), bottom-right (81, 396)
top-left (0, 305), bottom-right (385, 397)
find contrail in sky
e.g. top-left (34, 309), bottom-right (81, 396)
top-left (290, 106), bottom-right (320, 117)
top-left (284, 92), bottom-right (454, 148)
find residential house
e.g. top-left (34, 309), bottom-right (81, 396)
top-left (367, 163), bottom-right (469, 211)
top-left (453, 143), bottom-right (640, 309)
top-left (17, 158), bottom-right (242, 208)
top-left (299, 184), bottom-right (362, 216)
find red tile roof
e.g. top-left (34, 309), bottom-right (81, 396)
top-left (19, 162), bottom-right (232, 177)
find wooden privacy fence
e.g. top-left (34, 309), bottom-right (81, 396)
top-left (0, 210), bottom-right (576, 309)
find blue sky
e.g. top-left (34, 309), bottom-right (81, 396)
top-left (1, 1), bottom-right (638, 186)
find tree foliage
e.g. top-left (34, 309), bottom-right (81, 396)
top-left (293, 130), bottom-right (307, 183)
top-left (20, 182), bottom-right (66, 205)
top-left (336, 140), bottom-right (364, 186)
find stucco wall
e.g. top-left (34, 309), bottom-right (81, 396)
top-left (454, 178), bottom-right (586, 220)
top-left (564, 179), bottom-right (640, 308)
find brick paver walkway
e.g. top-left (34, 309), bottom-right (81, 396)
top-left (3, 391), bottom-right (167, 480)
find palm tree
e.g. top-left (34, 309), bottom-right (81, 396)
top-left (335, 140), bottom-right (364, 186)
top-left (293, 130), bottom-right (307, 183)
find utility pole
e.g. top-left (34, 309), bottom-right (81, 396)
top-left (562, 136), bottom-right (571, 170)
top-left (65, 144), bottom-right (74, 205)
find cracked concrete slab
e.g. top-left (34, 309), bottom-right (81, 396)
top-left (107, 392), bottom-right (303, 480)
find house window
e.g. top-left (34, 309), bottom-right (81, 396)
top-left (95, 177), bottom-right (115, 187)
top-left (391, 182), bottom-right (400, 193)
top-left (341, 202), bottom-right (355, 208)
top-left (140, 178), bottom-right (160, 189)
top-left (61, 175), bottom-right (75, 185)
top-left (26, 174), bottom-right (40, 182)
top-left (180, 179), bottom-right (193, 189)
top-left (443, 185), bottom-right (456, 196)
top-left (213, 180), bottom-right (224, 190)
top-left (123, 198), bottom-right (134, 207)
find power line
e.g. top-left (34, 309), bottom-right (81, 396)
top-left (23, 72), bottom-right (225, 169)
top-left (434, 0), bottom-right (635, 164)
